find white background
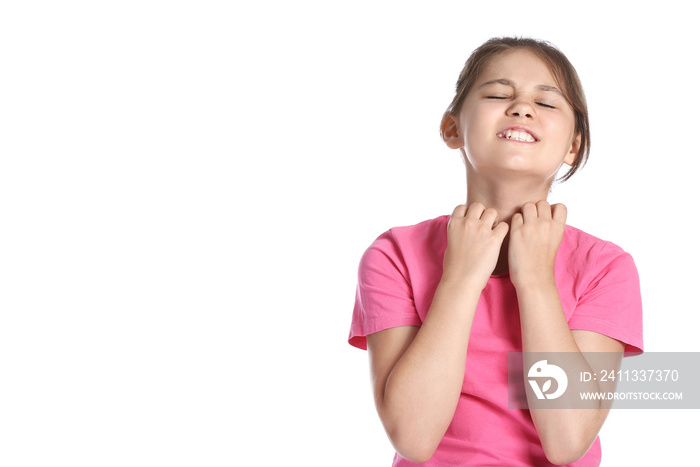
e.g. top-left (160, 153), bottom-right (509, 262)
top-left (1, 1), bottom-right (697, 465)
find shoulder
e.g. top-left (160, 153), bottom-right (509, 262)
top-left (561, 226), bottom-right (643, 356)
top-left (359, 214), bottom-right (450, 275)
top-left (365, 214), bottom-right (450, 254)
top-left (387, 214), bottom-right (450, 244)
top-left (562, 224), bottom-right (630, 258)
top-left (559, 224), bottom-right (638, 279)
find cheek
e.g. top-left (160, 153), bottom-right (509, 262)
top-left (462, 112), bottom-right (492, 154)
top-left (545, 116), bottom-right (577, 150)
top-left (463, 127), bottom-right (489, 162)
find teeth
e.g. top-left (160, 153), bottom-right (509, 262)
top-left (498, 129), bottom-right (536, 142)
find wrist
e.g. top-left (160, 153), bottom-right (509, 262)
top-left (439, 273), bottom-right (487, 295)
top-left (511, 270), bottom-right (556, 291)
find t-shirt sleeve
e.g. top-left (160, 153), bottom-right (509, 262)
top-left (348, 231), bottom-right (422, 350)
top-left (567, 244), bottom-right (644, 357)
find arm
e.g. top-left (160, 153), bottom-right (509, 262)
top-left (509, 201), bottom-right (623, 465)
top-left (366, 203), bottom-right (508, 463)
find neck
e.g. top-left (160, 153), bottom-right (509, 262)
top-left (466, 171), bottom-right (552, 222)
top-left (464, 167), bottom-right (554, 276)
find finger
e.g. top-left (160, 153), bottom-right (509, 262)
top-left (511, 212), bottom-right (524, 229)
top-left (536, 200), bottom-right (552, 219)
top-left (493, 221), bottom-right (509, 240)
top-left (521, 202), bottom-right (537, 221)
top-left (451, 204), bottom-right (467, 218)
top-left (480, 207), bottom-right (499, 227)
top-left (465, 202), bottom-right (485, 220)
top-left (448, 205), bottom-right (467, 230)
top-left (551, 203), bottom-right (568, 223)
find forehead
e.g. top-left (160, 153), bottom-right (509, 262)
top-left (476, 49), bottom-right (558, 87)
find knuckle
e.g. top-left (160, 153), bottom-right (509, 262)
top-left (465, 218), bottom-right (478, 229)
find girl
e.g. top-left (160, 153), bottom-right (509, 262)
top-left (348, 37), bottom-right (643, 466)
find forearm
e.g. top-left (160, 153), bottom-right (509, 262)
top-left (379, 278), bottom-right (481, 456)
top-left (518, 278), bottom-right (578, 352)
top-left (517, 280), bottom-right (607, 464)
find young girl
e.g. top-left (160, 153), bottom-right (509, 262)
top-left (348, 37), bottom-right (643, 466)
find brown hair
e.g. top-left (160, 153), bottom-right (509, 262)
top-left (440, 37), bottom-right (590, 182)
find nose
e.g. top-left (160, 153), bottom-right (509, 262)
top-left (507, 100), bottom-right (534, 119)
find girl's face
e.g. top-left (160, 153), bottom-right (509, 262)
top-left (446, 49), bottom-right (580, 182)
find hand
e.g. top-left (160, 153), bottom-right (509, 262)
top-left (508, 200), bottom-right (566, 288)
top-left (442, 203), bottom-right (509, 290)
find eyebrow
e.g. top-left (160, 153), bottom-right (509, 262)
top-left (479, 79), bottom-right (563, 97)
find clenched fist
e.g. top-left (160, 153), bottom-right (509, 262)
top-left (443, 203), bottom-right (509, 291)
top-left (508, 200), bottom-right (566, 288)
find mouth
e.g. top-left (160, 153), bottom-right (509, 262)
top-left (497, 127), bottom-right (538, 143)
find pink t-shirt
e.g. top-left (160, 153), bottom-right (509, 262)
top-left (349, 214), bottom-right (643, 466)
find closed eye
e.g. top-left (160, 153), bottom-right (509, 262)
top-left (487, 96), bottom-right (556, 109)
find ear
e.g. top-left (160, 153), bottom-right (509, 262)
top-left (563, 131), bottom-right (581, 166)
top-left (441, 113), bottom-right (464, 150)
